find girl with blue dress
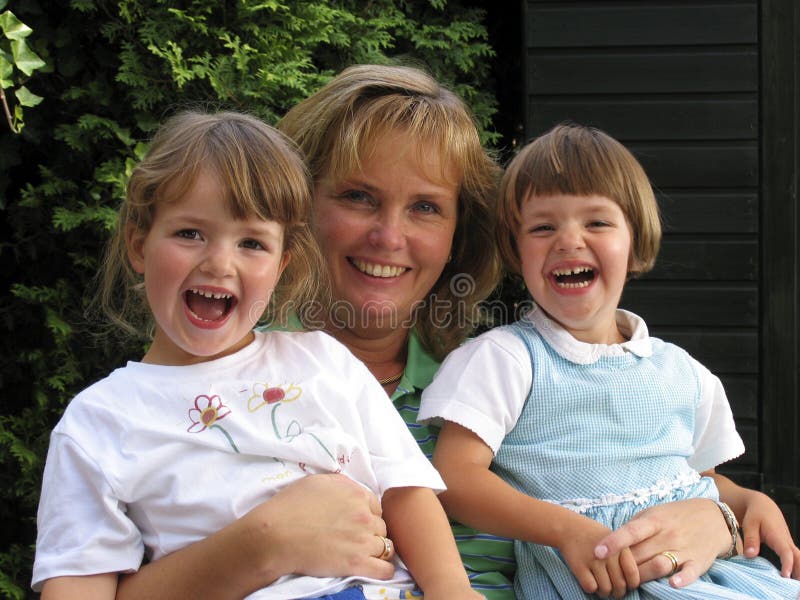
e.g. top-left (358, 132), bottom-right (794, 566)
top-left (419, 123), bottom-right (800, 599)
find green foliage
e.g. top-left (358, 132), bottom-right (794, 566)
top-left (0, 1), bottom-right (499, 596)
top-left (0, 5), bottom-right (45, 133)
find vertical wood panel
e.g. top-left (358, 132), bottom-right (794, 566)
top-left (760, 0), bottom-right (800, 536)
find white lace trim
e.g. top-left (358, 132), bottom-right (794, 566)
top-left (550, 470), bottom-right (702, 514)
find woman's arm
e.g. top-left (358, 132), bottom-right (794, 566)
top-left (41, 573), bottom-right (117, 600)
top-left (382, 486), bottom-right (480, 599)
top-left (711, 470), bottom-right (800, 578)
top-left (433, 422), bottom-right (638, 598)
top-left (116, 474), bottom-right (394, 599)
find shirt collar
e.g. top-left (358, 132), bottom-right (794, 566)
top-left (525, 304), bottom-right (652, 365)
top-left (392, 328), bottom-right (440, 398)
top-left (263, 314), bottom-right (439, 395)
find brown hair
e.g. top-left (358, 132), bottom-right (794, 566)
top-left (498, 123), bottom-right (661, 276)
top-left (100, 110), bottom-right (327, 337)
top-left (278, 64), bottom-right (502, 359)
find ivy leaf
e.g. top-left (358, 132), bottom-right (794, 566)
top-left (0, 10), bottom-right (33, 40)
top-left (15, 85), bottom-right (42, 107)
top-left (10, 39), bottom-right (45, 75)
top-left (0, 52), bottom-right (12, 88)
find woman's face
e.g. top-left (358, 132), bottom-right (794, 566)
top-left (313, 130), bottom-right (459, 336)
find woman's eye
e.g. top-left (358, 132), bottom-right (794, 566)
top-left (413, 201), bottom-right (440, 215)
top-left (339, 190), bottom-right (373, 204)
top-left (177, 229), bottom-right (201, 240)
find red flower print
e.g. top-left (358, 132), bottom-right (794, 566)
top-left (188, 394), bottom-right (231, 432)
top-left (263, 387), bottom-right (285, 404)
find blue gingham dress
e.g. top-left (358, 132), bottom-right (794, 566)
top-left (499, 318), bottom-right (800, 599)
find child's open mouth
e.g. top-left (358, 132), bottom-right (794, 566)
top-left (185, 288), bottom-right (236, 322)
top-left (551, 266), bottom-right (595, 289)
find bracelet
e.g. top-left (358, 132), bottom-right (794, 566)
top-left (713, 500), bottom-right (739, 559)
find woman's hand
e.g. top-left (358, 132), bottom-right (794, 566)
top-left (261, 473), bottom-right (395, 579)
top-left (117, 473), bottom-right (392, 600)
top-left (594, 498), bottom-right (730, 588)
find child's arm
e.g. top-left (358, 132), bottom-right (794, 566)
top-left (433, 421), bottom-right (639, 598)
top-left (41, 573), bottom-right (117, 600)
top-left (708, 469), bottom-right (800, 578)
top-left (381, 486), bottom-right (481, 599)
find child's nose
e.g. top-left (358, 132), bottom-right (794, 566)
top-left (556, 225), bottom-right (586, 251)
top-left (199, 245), bottom-right (235, 277)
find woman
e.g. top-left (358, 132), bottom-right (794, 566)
top-left (114, 65), bottom-right (738, 599)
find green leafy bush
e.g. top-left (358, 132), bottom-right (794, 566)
top-left (0, 1), bottom-right (497, 597)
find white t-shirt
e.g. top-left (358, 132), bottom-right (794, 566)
top-left (419, 306), bottom-right (744, 473)
top-left (33, 330), bottom-right (445, 599)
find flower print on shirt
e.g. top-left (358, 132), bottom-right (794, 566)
top-left (187, 394), bottom-right (240, 453)
top-left (246, 382), bottom-right (340, 471)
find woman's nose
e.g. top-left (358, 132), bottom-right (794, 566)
top-left (367, 212), bottom-right (406, 251)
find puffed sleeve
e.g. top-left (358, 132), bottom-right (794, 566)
top-left (418, 328), bottom-right (531, 454)
top-left (687, 357), bottom-right (745, 472)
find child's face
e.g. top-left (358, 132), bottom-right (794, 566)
top-left (127, 169), bottom-right (289, 365)
top-left (516, 193), bottom-right (632, 344)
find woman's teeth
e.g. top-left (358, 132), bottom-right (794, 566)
top-left (352, 259), bottom-right (406, 278)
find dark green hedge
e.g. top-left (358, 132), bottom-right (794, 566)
top-left (0, 1), bottom-right (499, 597)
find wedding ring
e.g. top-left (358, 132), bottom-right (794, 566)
top-left (661, 550), bottom-right (680, 577)
top-left (376, 535), bottom-right (394, 561)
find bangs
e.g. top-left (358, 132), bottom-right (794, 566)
top-left (520, 128), bottom-right (630, 202)
top-left (321, 93), bottom-right (471, 189)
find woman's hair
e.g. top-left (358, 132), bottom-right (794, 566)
top-left (498, 123), bottom-right (661, 277)
top-left (278, 64), bottom-right (502, 359)
top-left (100, 110), bottom-right (327, 337)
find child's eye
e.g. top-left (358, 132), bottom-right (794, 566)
top-left (176, 229), bottom-right (201, 240)
top-left (240, 239), bottom-right (265, 251)
top-left (529, 224), bottom-right (554, 234)
top-left (588, 220), bottom-right (611, 228)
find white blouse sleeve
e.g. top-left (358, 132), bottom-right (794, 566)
top-left (418, 328), bottom-right (531, 454)
top-left (687, 357), bottom-right (745, 473)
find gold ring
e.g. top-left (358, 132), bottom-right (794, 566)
top-left (661, 550), bottom-right (679, 577)
top-left (376, 535), bottom-right (393, 561)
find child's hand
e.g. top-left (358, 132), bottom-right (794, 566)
top-left (739, 489), bottom-right (800, 579)
top-left (559, 516), bottom-right (640, 598)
